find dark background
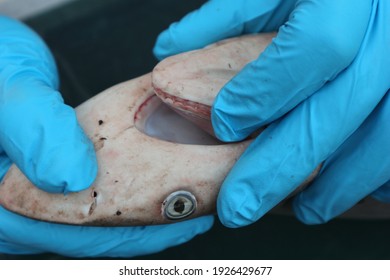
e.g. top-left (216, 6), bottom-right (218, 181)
top-left (2, 0), bottom-right (390, 259)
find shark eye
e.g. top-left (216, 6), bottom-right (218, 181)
top-left (162, 190), bottom-right (197, 220)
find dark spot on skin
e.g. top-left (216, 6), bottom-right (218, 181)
top-left (228, 63), bottom-right (232, 69)
top-left (98, 120), bottom-right (104, 125)
top-left (114, 180), bottom-right (119, 183)
top-left (94, 138), bottom-right (105, 151)
top-left (89, 191), bottom-right (98, 215)
top-left (106, 171), bottom-right (110, 175)
top-left (100, 137), bottom-right (107, 141)
top-left (116, 210), bottom-right (122, 216)
top-left (174, 199), bottom-right (185, 213)
top-left (89, 201), bottom-right (96, 215)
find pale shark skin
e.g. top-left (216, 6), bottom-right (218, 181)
top-left (0, 74), bottom-right (250, 225)
top-left (0, 34), bottom-right (390, 225)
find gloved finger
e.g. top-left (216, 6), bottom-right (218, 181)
top-left (371, 180), bottom-right (390, 203)
top-left (212, 0), bottom-right (372, 142)
top-left (293, 92), bottom-right (390, 224)
top-left (0, 84), bottom-right (97, 194)
top-left (153, 0), bottom-right (297, 60)
top-left (216, 11), bottom-right (390, 227)
top-left (0, 17), bottom-right (97, 193)
top-left (0, 206), bottom-right (214, 258)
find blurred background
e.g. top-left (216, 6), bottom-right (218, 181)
top-left (1, 0), bottom-right (390, 260)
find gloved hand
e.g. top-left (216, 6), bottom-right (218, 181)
top-left (153, 0), bottom-right (390, 226)
top-left (0, 16), bottom-right (213, 257)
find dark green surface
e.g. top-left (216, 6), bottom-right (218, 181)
top-left (24, 0), bottom-right (207, 107)
top-left (2, 0), bottom-right (389, 260)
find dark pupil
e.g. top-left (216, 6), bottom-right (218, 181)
top-left (174, 199), bottom-right (185, 213)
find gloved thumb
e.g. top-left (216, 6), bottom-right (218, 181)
top-left (0, 77), bottom-right (97, 194)
top-left (0, 17), bottom-right (97, 193)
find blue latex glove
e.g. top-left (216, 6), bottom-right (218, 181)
top-left (154, 0), bottom-right (390, 226)
top-left (0, 16), bottom-right (213, 257)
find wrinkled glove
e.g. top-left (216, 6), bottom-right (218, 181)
top-left (154, 0), bottom-right (390, 226)
top-left (0, 16), bottom-right (213, 257)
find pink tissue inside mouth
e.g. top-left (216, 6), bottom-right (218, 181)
top-left (153, 87), bottom-right (215, 137)
top-left (133, 94), bottom-right (156, 123)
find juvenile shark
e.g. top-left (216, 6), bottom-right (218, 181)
top-left (1, 33), bottom-right (389, 225)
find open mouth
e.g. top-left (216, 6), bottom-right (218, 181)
top-left (134, 94), bottom-right (221, 145)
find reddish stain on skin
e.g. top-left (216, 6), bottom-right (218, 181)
top-left (133, 95), bottom-right (155, 122)
top-left (105, 149), bottom-right (120, 159)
